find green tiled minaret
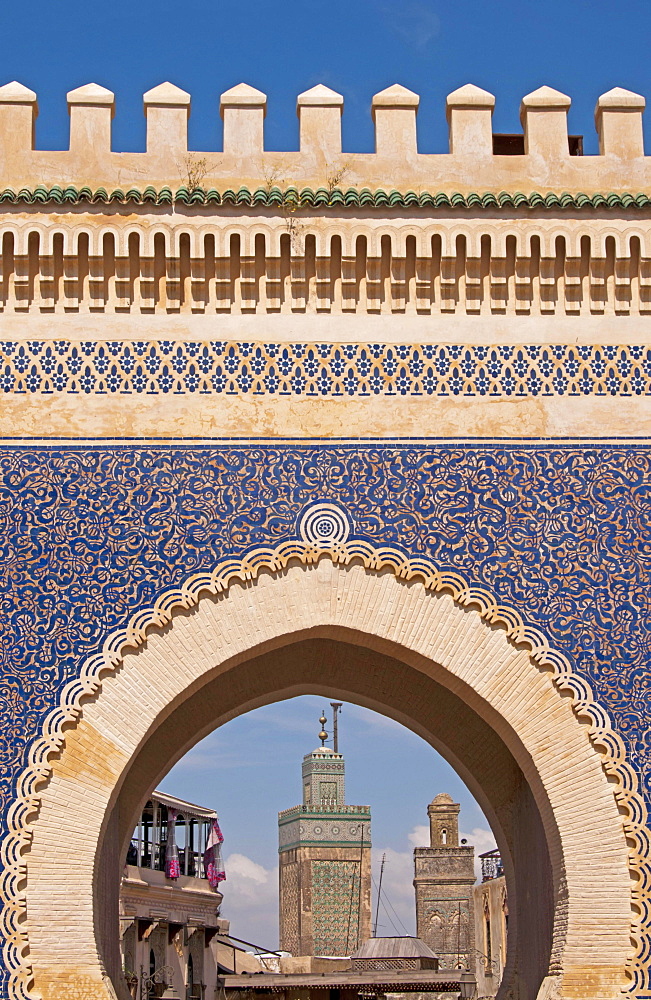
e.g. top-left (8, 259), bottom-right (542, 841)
top-left (278, 710), bottom-right (371, 957)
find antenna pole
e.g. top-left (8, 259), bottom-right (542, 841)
top-left (330, 702), bottom-right (342, 752)
top-left (356, 823), bottom-right (365, 949)
top-left (457, 900), bottom-right (461, 968)
top-left (374, 852), bottom-right (386, 937)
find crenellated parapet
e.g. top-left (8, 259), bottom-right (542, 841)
top-left (2, 80), bottom-right (651, 327)
top-left (0, 79), bottom-right (649, 193)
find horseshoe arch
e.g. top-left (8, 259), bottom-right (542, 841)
top-left (1, 538), bottom-right (646, 1000)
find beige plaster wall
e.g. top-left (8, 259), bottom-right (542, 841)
top-left (1, 393), bottom-right (648, 441)
top-left (1, 312), bottom-right (651, 343)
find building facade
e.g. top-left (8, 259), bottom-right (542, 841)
top-left (120, 790), bottom-right (227, 999)
top-left (413, 794), bottom-right (475, 970)
top-left (472, 851), bottom-right (508, 1000)
top-left (0, 77), bottom-right (649, 1000)
top-left (278, 738), bottom-right (371, 956)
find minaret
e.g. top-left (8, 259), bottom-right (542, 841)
top-left (413, 793), bottom-right (476, 969)
top-left (278, 710), bottom-right (372, 957)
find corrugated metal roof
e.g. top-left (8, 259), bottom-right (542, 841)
top-left (351, 937), bottom-right (437, 960)
top-left (150, 789), bottom-right (218, 819)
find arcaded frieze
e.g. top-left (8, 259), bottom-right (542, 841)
top-left (2, 211), bottom-right (651, 316)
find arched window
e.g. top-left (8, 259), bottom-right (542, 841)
top-left (483, 896), bottom-right (492, 968)
top-left (502, 888), bottom-right (509, 963)
top-left (147, 948), bottom-right (157, 999)
top-left (441, 828), bottom-right (447, 844)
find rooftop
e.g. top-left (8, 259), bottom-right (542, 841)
top-left (351, 937), bottom-right (438, 961)
top-left (150, 789), bottom-right (218, 820)
top-left (217, 970), bottom-right (470, 993)
top-left (0, 81), bottom-right (649, 196)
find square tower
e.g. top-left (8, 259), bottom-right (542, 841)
top-left (413, 793), bottom-right (476, 969)
top-left (278, 743), bottom-right (371, 957)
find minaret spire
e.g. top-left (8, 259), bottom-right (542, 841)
top-left (318, 710), bottom-right (328, 746)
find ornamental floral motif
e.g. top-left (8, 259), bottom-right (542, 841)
top-left (0, 442), bottom-right (649, 994)
top-left (0, 342), bottom-right (649, 397)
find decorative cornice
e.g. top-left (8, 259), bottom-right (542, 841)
top-left (1, 185), bottom-right (651, 209)
top-left (0, 538), bottom-right (648, 998)
top-left (279, 806), bottom-right (371, 821)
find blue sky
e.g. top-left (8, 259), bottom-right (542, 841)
top-left (1, 0), bottom-right (650, 155)
top-left (160, 696), bottom-right (494, 949)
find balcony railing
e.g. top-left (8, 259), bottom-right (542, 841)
top-left (126, 839), bottom-right (207, 879)
top-left (480, 849), bottom-right (504, 882)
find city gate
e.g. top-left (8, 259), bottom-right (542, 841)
top-left (0, 79), bottom-right (649, 1000)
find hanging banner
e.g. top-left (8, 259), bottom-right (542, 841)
top-left (204, 819), bottom-right (226, 887)
top-left (165, 808), bottom-right (181, 879)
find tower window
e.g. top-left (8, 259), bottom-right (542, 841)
top-left (441, 828), bottom-right (447, 844)
top-left (319, 781), bottom-right (337, 805)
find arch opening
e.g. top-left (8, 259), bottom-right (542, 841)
top-left (105, 635), bottom-right (555, 1000)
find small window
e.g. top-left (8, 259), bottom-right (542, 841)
top-left (492, 133), bottom-right (583, 156)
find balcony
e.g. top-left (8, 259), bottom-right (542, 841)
top-left (480, 849), bottom-right (504, 882)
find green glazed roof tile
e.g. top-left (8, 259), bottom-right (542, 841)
top-left (1, 184), bottom-right (651, 210)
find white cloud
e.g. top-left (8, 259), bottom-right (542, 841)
top-left (461, 827), bottom-right (497, 855)
top-left (227, 853), bottom-right (274, 887)
top-left (345, 704), bottom-right (406, 733)
top-left (167, 730), bottom-right (297, 773)
top-left (407, 824), bottom-right (430, 849)
top-left (221, 852), bottom-right (279, 949)
top-left (380, 0), bottom-right (440, 49)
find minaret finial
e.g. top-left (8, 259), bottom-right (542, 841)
top-left (318, 710), bottom-right (328, 746)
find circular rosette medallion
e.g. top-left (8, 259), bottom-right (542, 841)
top-left (298, 502), bottom-right (351, 548)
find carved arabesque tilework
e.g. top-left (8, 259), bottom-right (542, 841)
top-left (0, 442), bottom-right (650, 990)
top-left (312, 859), bottom-right (361, 956)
